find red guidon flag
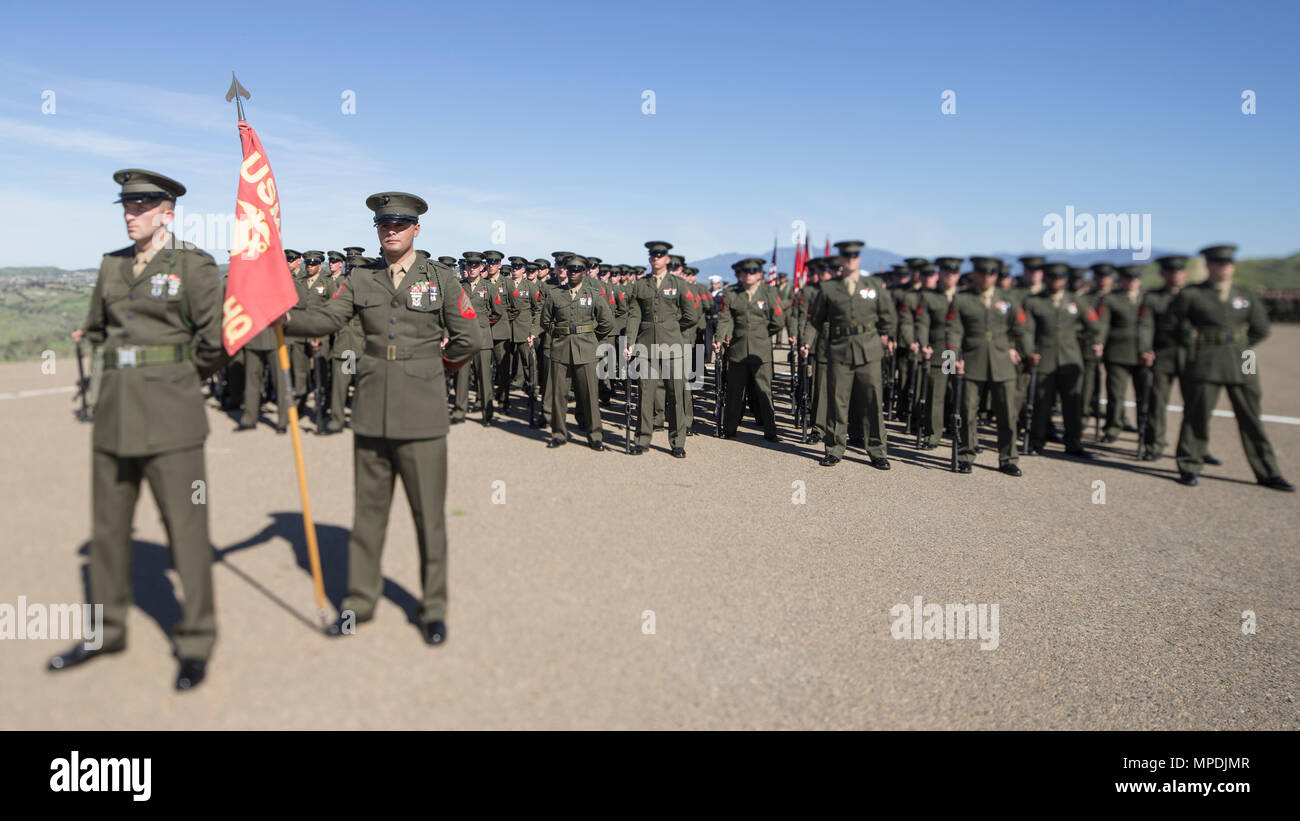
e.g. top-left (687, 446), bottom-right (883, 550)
top-left (222, 120), bottom-right (299, 355)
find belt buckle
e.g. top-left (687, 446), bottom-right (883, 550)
top-left (386, 345), bottom-right (397, 361)
top-left (116, 346), bottom-right (139, 368)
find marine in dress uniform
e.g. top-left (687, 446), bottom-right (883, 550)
top-left (1021, 263), bottom-right (1096, 457)
top-left (1094, 265), bottom-right (1146, 442)
top-left (451, 253), bottom-right (495, 425)
top-left (282, 192), bottom-right (486, 643)
top-left (50, 169), bottom-right (227, 690)
top-left (624, 241), bottom-right (699, 457)
top-left (1136, 255), bottom-right (1190, 460)
top-left (802, 241), bottom-right (897, 467)
top-left (541, 256), bottom-right (615, 448)
top-left (325, 247), bottom-right (367, 434)
top-left (917, 257), bottom-right (962, 450)
top-left (1172, 245), bottom-right (1293, 491)
top-left (714, 257), bottom-right (785, 441)
top-left (945, 256), bottom-right (1029, 475)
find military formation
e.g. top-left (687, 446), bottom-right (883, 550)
top-left (52, 168), bottom-right (1295, 693)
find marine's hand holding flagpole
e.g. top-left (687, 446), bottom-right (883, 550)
top-left (221, 72), bottom-right (330, 630)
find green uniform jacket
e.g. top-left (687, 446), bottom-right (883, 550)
top-left (487, 274), bottom-right (513, 341)
top-left (286, 257), bottom-right (485, 438)
top-left (714, 282), bottom-right (785, 364)
top-left (895, 286), bottom-right (925, 347)
top-left (1138, 286), bottom-right (1185, 375)
top-left (327, 273), bottom-right (362, 360)
top-left (462, 277), bottom-right (495, 338)
top-left (83, 242), bottom-right (226, 456)
top-left (1094, 292), bottom-right (1144, 367)
top-left (504, 276), bottom-right (540, 342)
top-left (625, 272), bottom-right (699, 353)
top-left (1169, 281), bottom-right (1270, 386)
top-left (1021, 293), bottom-right (1095, 371)
top-left (945, 288), bottom-right (1027, 382)
top-left (789, 283), bottom-right (819, 344)
top-left (540, 278), bottom-right (616, 365)
top-left (804, 274), bottom-right (897, 366)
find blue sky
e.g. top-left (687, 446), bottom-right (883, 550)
top-left (2, 0), bottom-right (1298, 268)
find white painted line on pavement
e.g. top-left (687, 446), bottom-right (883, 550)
top-left (1099, 398), bottom-right (1300, 425)
top-left (0, 386), bottom-right (76, 400)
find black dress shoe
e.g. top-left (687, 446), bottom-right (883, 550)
top-left (1259, 476), bottom-right (1296, 492)
top-left (628, 444), bottom-right (644, 455)
top-left (450, 417), bottom-right (465, 425)
top-left (808, 431), bottom-right (822, 443)
top-left (1027, 444), bottom-right (1044, 456)
top-left (175, 658), bottom-right (206, 691)
top-left (819, 455), bottom-right (841, 467)
top-left (1140, 450), bottom-right (1158, 462)
top-left (1123, 424), bottom-right (1139, 433)
top-left (671, 447), bottom-right (686, 459)
top-left (1177, 472), bottom-right (1199, 486)
top-left (871, 457), bottom-right (890, 470)
top-left (590, 442), bottom-right (606, 452)
top-left (481, 417), bottom-right (494, 427)
top-left (764, 432), bottom-right (779, 443)
top-left (1066, 447), bottom-right (1094, 460)
top-left (421, 620), bottom-right (447, 646)
top-left (722, 431), bottom-right (736, 439)
top-left (999, 464), bottom-right (1023, 477)
top-left (546, 439), bottom-right (566, 448)
top-left (275, 425), bottom-right (287, 435)
top-left (48, 642), bottom-right (124, 671)
top-left (1203, 453), bottom-right (1222, 466)
top-left (921, 441), bottom-right (938, 451)
top-left (957, 463), bottom-right (973, 474)
top-left (1101, 434), bottom-right (1118, 444)
top-left (235, 422), bottom-right (255, 432)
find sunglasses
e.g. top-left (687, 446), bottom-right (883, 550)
top-left (566, 266), bottom-right (587, 273)
top-left (648, 250), bottom-right (667, 257)
top-left (667, 262), bottom-right (682, 270)
top-left (841, 251), bottom-right (861, 259)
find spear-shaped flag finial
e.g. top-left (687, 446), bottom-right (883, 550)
top-left (225, 72), bottom-right (250, 120)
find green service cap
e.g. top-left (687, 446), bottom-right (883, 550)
top-left (644, 241), bottom-right (673, 253)
top-left (462, 251), bottom-right (485, 263)
top-left (732, 257), bottom-right (766, 273)
top-left (551, 250), bottom-right (575, 260)
top-left (1156, 255), bottom-right (1188, 271)
top-left (587, 256), bottom-right (603, 265)
top-left (366, 192), bottom-right (427, 225)
top-left (113, 168), bottom-right (185, 203)
top-left (1042, 262), bottom-right (1071, 278)
top-left (968, 256), bottom-right (999, 274)
top-left (342, 245), bottom-right (365, 256)
top-left (903, 257), bottom-right (927, 270)
top-left (345, 253), bottom-right (366, 267)
top-left (1018, 255), bottom-right (1046, 270)
top-left (327, 250), bottom-right (344, 263)
top-left (1199, 244), bottom-right (1237, 262)
top-left (669, 254), bottom-right (685, 266)
top-left (563, 255), bottom-right (590, 270)
top-left (533, 258), bottom-right (552, 268)
top-left (437, 255), bottom-right (457, 266)
top-left (934, 256), bottom-right (963, 272)
top-left (507, 256), bottom-right (528, 266)
top-left (918, 263), bottom-right (937, 275)
top-left (1069, 266), bottom-right (1089, 279)
top-left (834, 240), bottom-right (865, 254)
top-left (891, 264), bottom-right (909, 274)
top-left (1089, 262), bottom-right (1117, 277)
top-left (631, 265), bottom-right (647, 274)
top-left (284, 249), bottom-right (302, 261)
top-left (686, 267), bottom-right (699, 276)
top-left (303, 251), bottom-right (325, 265)
top-left (415, 250), bottom-right (431, 259)
top-left (483, 250), bottom-right (504, 262)
top-left (1116, 265), bottom-right (1144, 279)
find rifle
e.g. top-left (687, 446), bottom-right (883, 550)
top-left (797, 348), bottom-right (810, 444)
top-left (1092, 359), bottom-right (1102, 441)
top-left (950, 372), bottom-right (965, 472)
top-left (623, 352), bottom-right (636, 453)
top-left (714, 346), bottom-right (728, 438)
top-left (527, 343), bottom-right (540, 427)
top-left (313, 345), bottom-right (327, 432)
top-left (73, 341), bottom-right (90, 422)
top-left (914, 359), bottom-right (929, 449)
top-left (1020, 367), bottom-right (1038, 455)
top-left (1136, 365), bottom-right (1153, 460)
top-left (882, 348), bottom-right (895, 421)
top-left (904, 355), bottom-right (919, 429)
